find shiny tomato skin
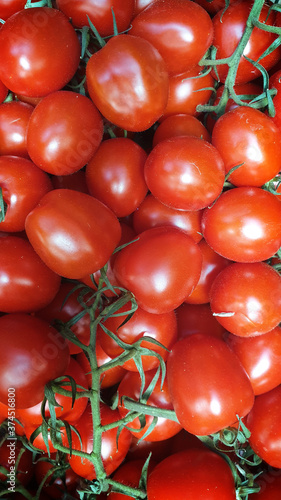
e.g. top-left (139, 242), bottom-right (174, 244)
top-left (147, 448), bottom-right (236, 499)
top-left (25, 189), bottom-right (121, 279)
top-left (118, 369), bottom-right (182, 441)
top-left (167, 334), bottom-right (254, 435)
top-left (176, 302), bottom-right (226, 340)
top-left (210, 262), bottom-right (281, 337)
top-left (212, 106), bottom-right (281, 186)
top-left (0, 0), bottom-right (26, 20)
top-left (185, 239), bottom-right (230, 305)
top-left (133, 194), bottom-right (203, 243)
top-left (0, 8), bottom-right (81, 97)
top-left (212, 1), bottom-right (281, 84)
top-left (0, 235), bottom-right (61, 313)
top-left (0, 101), bottom-right (33, 157)
top-left (202, 187), bottom-right (281, 263)
top-left (130, 0), bottom-right (214, 75)
top-left (0, 155), bottom-right (53, 232)
top-left (85, 137), bottom-right (148, 217)
top-left (144, 136), bottom-right (225, 211)
top-left (86, 34), bottom-right (169, 132)
top-left (247, 386), bottom-right (281, 468)
top-left (227, 326), bottom-right (281, 395)
top-left (153, 114), bottom-right (210, 146)
top-left (0, 313), bottom-right (70, 408)
top-left (68, 404), bottom-right (132, 480)
top-left (27, 91), bottom-right (104, 176)
top-left (56, 0), bottom-right (135, 34)
top-left (113, 226), bottom-right (202, 314)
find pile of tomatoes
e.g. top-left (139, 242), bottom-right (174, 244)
top-left (1, 0), bottom-right (281, 498)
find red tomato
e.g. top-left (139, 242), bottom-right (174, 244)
top-left (86, 34), bottom-right (169, 132)
top-left (0, 101), bottom-right (33, 157)
top-left (34, 455), bottom-right (79, 500)
top-left (0, 313), bottom-right (70, 408)
top-left (51, 170), bottom-right (89, 194)
top-left (161, 65), bottom-right (215, 118)
top-left (144, 136), bottom-right (225, 211)
top-left (113, 226), bottom-right (202, 314)
top-left (68, 404), bottom-right (132, 480)
top-left (0, 79), bottom-right (8, 103)
top-left (0, 8), bottom-right (81, 97)
top-left (133, 194), bottom-right (203, 243)
top-left (185, 239), bottom-right (230, 305)
top-left (0, 0), bottom-right (26, 20)
top-left (86, 137), bottom-right (148, 217)
top-left (194, 0), bottom-right (236, 15)
top-left (27, 91), bottom-right (104, 176)
top-left (118, 369), bottom-right (182, 441)
top-left (210, 262), bottom-right (281, 337)
top-left (25, 189), bottom-right (121, 279)
top-left (202, 187), bottom-right (281, 263)
top-left (167, 334), bottom-right (254, 435)
top-left (212, 1), bottom-right (281, 84)
top-left (0, 235), bottom-right (61, 313)
top-left (176, 302), bottom-right (226, 340)
top-left (147, 449), bottom-right (236, 499)
top-left (24, 422), bottom-right (71, 454)
top-left (76, 343), bottom-right (126, 389)
top-left (130, 0), bottom-right (213, 75)
top-left (108, 459), bottom-right (155, 500)
top-left (227, 326), bottom-right (281, 395)
top-left (98, 302), bottom-right (178, 371)
top-left (0, 440), bottom-right (33, 486)
top-left (133, 0), bottom-right (157, 16)
top-left (153, 114), bottom-right (210, 146)
top-left (212, 106), bottom-right (281, 186)
top-left (0, 401), bottom-right (25, 436)
top-left (0, 155), bottom-right (53, 232)
top-left (247, 385), bottom-right (281, 468)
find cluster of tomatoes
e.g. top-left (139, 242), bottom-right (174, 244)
top-left (2, 0), bottom-right (281, 498)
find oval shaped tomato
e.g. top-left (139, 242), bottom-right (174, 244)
top-left (227, 326), bottom-right (281, 395)
top-left (86, 34), bottom-right (169, 132)
top-left (118, 369), bottom-right (182, 441)
top-left (0, 8), bottom-right (81, 97)
top-left (27, 91), bottom-right (104, 176)
top-left (113, 226), bottom-right (202, 314)
top-left (0, 313), bottom-right (70, 408)
top-left (0, 101), bottom-right (33, 158)
top-left (147, 449), bottom-right (236, 499)
top-left (0, 235), bottom-right (61, 313)
top-left (0, 155), bottom-right (53, 232)
top-left (212, 106), bottom-right (281, 186)
top-left (210, 262), bottom-right (281, 337)
top-left (167, 333), bottom-right (254, 435)
top-left (25, 189), bottom-right (121, 279)
top-left (86, 137), bottom-right (148, 217)
top-left (202, 187), bottom-right (281, 263)
top-left (130, 0), bottom-right (213, 75)
top-left (144, 136), bottom-right (225, 211)
top-left (153, 114), bottom-right (210, 146)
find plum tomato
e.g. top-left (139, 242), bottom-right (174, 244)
top-left (113, 226), bottom-right (202, 314)
top-left (152, 114), bottom-right (210, 146)
top-left (0, 0), bottom-right (26, 20)
top-left (0, 101), bottom-right (33, 158)
top-left (167, 333), bottom-right (254, 435)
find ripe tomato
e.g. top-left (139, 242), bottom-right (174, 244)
top-left (133, 194), bottom-right (203, 243)
top-left (24, 422), bottom-right (71, 454)
top-left (0, 0), bottom-right (26, 20)
top-left (0, 313), bottom-right (70, 408)
top-left (227, 326), bottom-right (281, 395)
top-left (0, 440), bottom-right (34, 487)
top-left (176, 302), bottom-right (226, 340)
top-left (130, 0), bottom-right (214, 75)
top-left (0, 101), bottom-right (33, 157)
top-left (108, 459), bottom-right (156, 500)
top-left (212, 1), bottom-right (281, 84)
top-left (247, 385), bottom-right (281, 468)
top-left (118, 369), bottom-right (182, 441)
top-left (56, 0), bottom-right (134, 34)
top-left (0, 8), bottom-right (81, 97)
top-left (98, 302), bottom-right (178, 371)
top-left (25, 189), bottom-right (121, 279)
top-left (202, 187), bottom-right (281, 262)
top-left (147, 449), bottom-right (236, 499)
top-left (113, 226), bottom-right (202, 314)
top-left (0, 235), bottom-right (61, 313)
top-left (86, 137), bottom-right (148, 217)
top-left (167, 333), bottom-right (254, 435)
top-left (210, 262), bottom-right (281, 337)
top-left (212, 106), bottom-right (281, 186)
top-left (27, 91), bottom-right (104, 176)
top-left (0, 79), bottom-right (8, 103)
top-left (68, 404), bottom-right (132, 480)
top-left (144, 136), bottom-right (225, 211)
top-left (153, 114), bottom-right (210, 146)
top-left (0, 155), bottom-right (52, 232)
top-left (86, 34), bottom-right (169, 132)
top-left (194, 0), bottom-right (236, 15)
